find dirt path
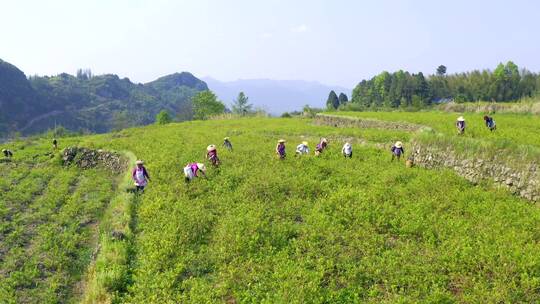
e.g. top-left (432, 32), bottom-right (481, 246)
top-left (19, 110), bottom-right (64, 133)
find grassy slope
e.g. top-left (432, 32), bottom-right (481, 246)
top-left (3, 117), bottom-right (540, 302)
top-left (330, 111), bottom-right (540, 165)
top-left (72, 118), bottom-right (540, 303)
top-left (333, 111), bottom-right (540, 148)
top-left (0, 138), bottom-right (115, 303)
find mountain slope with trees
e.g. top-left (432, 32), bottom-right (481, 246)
top-left (0, 59), bottom-right (209, 137)
top-left (348, 62), bottom-right (540, 110)
top-left (0, 59), bottom-right (43, 132)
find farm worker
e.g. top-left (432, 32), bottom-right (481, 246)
top-left (391, 141), bottom-right (404, 161)
top-left (223, 137), bottom-right (233, 151)
top-left (483, 115), bottom-right (496, 131)
top-left (456, 116), bottom-right (466, 134)
top-left (276, 139), bottom-right (286, 159)
top-left (52, 138), bottom-right (58, 149)
top-left (315, 138), bottom-right (328, 156)
top-left (342, 142), bottom-right (352, 158)
top-left (206, 144), bottom-right (220, 167)
top-left (2, 149), bottom-right (13, 158)
top-left (184, 162), bottom-right (207, 182)
top-left (296, 141), bottom-right (309, 155)
top-left (132, 160), bottom-right (150, 192)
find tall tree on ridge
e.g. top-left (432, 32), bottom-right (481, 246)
top-left (231, 92), bottom-right (253, 116)
top-left (326, 90), bottom-right (340, 109)
top-left (436, 65), bottom-right (447, 76)
top-left (338, 92), bottom-right (348, 105)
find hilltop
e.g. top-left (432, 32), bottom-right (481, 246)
top-left (0, 59), bottom-right (208, 137)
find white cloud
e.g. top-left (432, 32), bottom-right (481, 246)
top-left (290, 24), bottom-right (309, 33)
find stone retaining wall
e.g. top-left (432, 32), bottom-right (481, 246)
top-left (62, 147), bottom-right (127, 174)
top-left (411, 142), bottom-right (540, 202)
top-left (314, 114), bottom-right (424, 132)
top-left (315, 113), bottom-right (540, 202)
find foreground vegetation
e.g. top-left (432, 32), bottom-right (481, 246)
top-left (3, 117), bottom-right (540, 302)
top-left (0, 140), bottom-right (115, 303)
top-left (85, 118), bottom-right (540, 302)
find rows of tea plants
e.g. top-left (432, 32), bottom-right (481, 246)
top-left (0, 140), bottom-right (116, 303)
top-left (1, 167), bottom-right (56, 247)
top-left (78, 117), bottom-right (540, 303)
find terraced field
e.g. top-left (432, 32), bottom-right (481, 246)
top-left (332, 111), bottom-right (540, 148)
top-left (0, 142), bottom-right (115, 303)
top-left (2, 117), bottom-right (540, 303)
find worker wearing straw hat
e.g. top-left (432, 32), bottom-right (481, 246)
top-left (315, 138), bottom-right (328, 156)
top-left (391, 141), bottom-right (405, 161)
top-left (342, 142), bottom-right (353, 158)
top-left (2, 149), bottom-right (13, 158)
top-left (223, 137), bottom-right (233, 151)
top-left (276, 139), bottom-right (286, 159)
top-left (296, 141), bottom-right (309, 155)
top-left (132, 160), bottom-right (151, 192)
top-left (456, 116), bottom-right (466, 135)
top-left (206, 144), bottom-right (220, 167)
top-left (184, 162), bottom-right (207, 183)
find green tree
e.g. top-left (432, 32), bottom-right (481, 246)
top-left (436, 65), bottom-right (447, 76)
top-left (348, 61), bottom-right (538, 110)
top-left (414, 72), bottom-right (430, 105)
top-left (191, 90), bottom-right (225, 120)
top-left (411, 95), bottom-right (423, 109)
top-left (505, 61), bottom-right (521, 100)
top-left (155, 110), bottom-right (172, 125)
top-left (281, 112), bottom-right (292, 118)
top-left (338, 92), bottom-right (348, 105)
top-left (112, 110), bottom-right (131, 131)
top-left (326, 90), bottom-right (340, 110)
top-left (374, 71), bottom-right (391, 107)
top-left (76, 68), bottom-right (92, 80)
top-left (492, 61), bottom-right (521, 101)
top-left (520, 70), bottom-right (537, 98)
top-left (351, 80), bottom-right (371, 108)
top-left (231, 92), bottom-right (253, 116)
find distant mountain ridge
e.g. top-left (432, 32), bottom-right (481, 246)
top-left (0, 58), bottom-right (208, 136)
top-left (203, 77), bottom-right (350, 114)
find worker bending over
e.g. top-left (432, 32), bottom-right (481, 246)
top-left (296, 141), bottom-right (309, 155)
top-left (342, 142), bottom-right (352, 158)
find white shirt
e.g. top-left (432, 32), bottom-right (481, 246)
top-left (342, 144), bottom-right (352, 155)
top-left (296, 144), bottom-right (309, 154)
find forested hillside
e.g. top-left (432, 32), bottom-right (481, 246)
top-left (345, 62), bottom-right (540, 110)
top-left (0, 59), bottom-right (208, 137)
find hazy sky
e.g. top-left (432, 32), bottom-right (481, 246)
top-left (1, 0), bottom-right (539, 87)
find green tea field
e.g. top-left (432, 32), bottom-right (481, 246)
top-left (0, 140), bottom-right (115, 302)
top-left (2, 117), bottom-right (540, 303)
top-left (332, 111), bottom-right (540, 148)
